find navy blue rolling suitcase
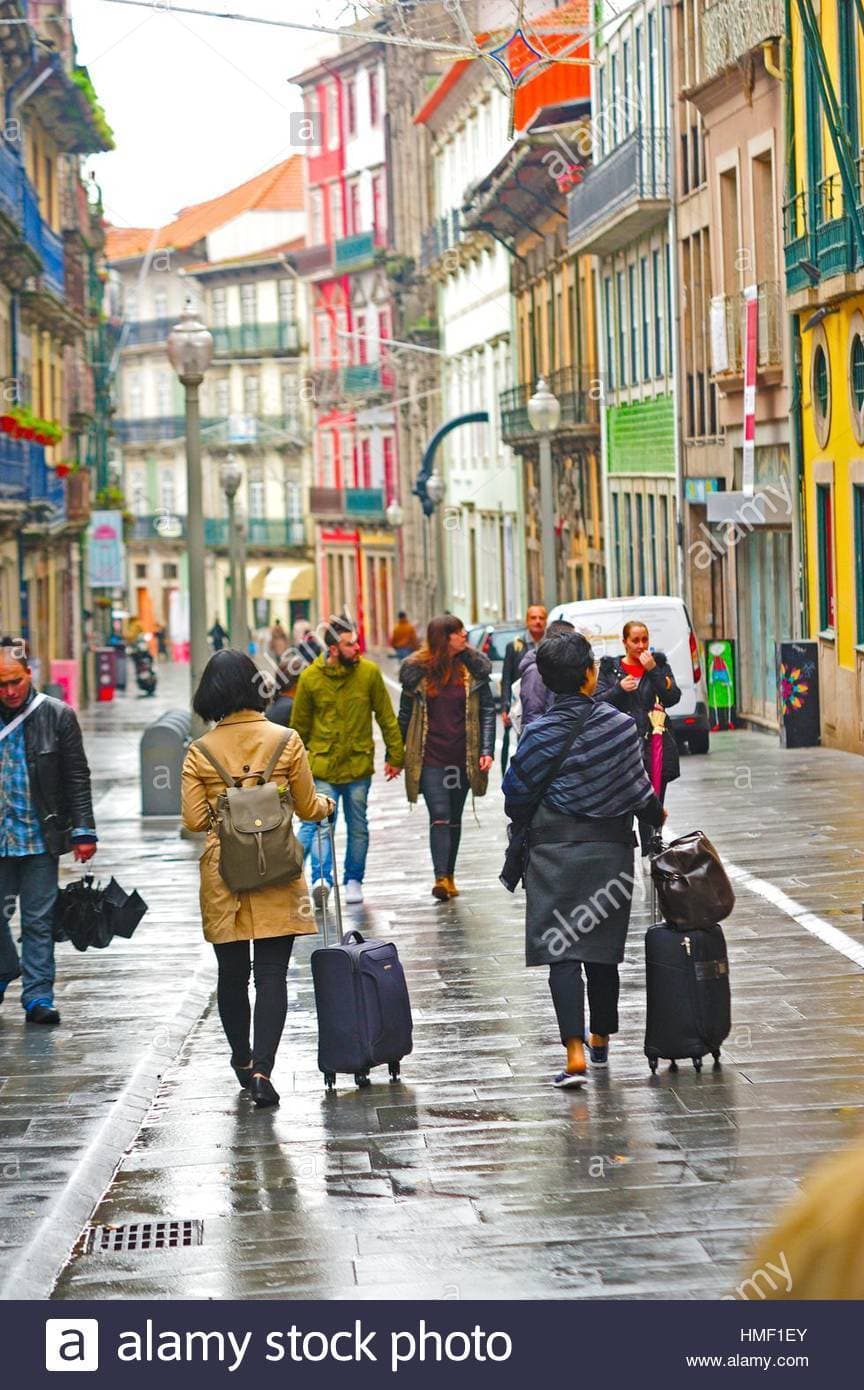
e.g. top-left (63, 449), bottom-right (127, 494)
top-left (310, 823), bottom-right (413, 1090)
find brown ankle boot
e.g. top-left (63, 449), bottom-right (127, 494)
top-left (444, 875), bottom-right (459, 897)
top-left (432, 877), bottom-right (450, 900)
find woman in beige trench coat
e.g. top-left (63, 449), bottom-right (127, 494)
top-left (182, 650), bottom-right (333, 1108)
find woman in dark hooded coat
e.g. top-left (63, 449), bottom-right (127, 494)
top-left (503, 631), bottom-right (664, 1089)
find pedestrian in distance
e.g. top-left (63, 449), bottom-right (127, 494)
top-left (511, 619), bottom-right (575, 735)
top-left (500, 604), bottom-right (548, 771)
top-left (208, 618), bottom-right (228, 651)
top-left (290, 618), bottom-right (404, 907)
top-left (502, 631), bottom-right (665, 1089)
top-left (390, 610), bottom-right (420, 661)
top-left (266, 649), bottom-right (306, 728)
top-left (398, 615), bottom-right (495, 901)
top-left (182, 649), bottom-right (334, 1108)
top-left (268, 620), bottom-right (289, 663)
top-left (0, 636), bottom-right (97, 1025)
top-left (594, 620), bottom-right (681, 853)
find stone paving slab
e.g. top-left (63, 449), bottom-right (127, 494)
top-left (47, 696), bottom-right (864, 1301)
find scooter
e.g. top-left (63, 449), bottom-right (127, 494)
top-left (130, 637), bottom-right (157, 697)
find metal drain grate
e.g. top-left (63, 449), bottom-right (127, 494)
top-left (84, 1220), bottom-right (204, 1254)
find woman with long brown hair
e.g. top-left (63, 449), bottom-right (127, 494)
top-left (398, 615), bottom-right (495, 899)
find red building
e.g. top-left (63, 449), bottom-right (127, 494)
top-left (292, 38), bottom-right (400, 650)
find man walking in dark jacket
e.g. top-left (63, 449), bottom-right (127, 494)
top-left (500, 604), bottom-right (547, 770)
top-left (0, 638), bottom-right (97, 1024)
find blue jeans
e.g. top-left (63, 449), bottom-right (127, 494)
top-left (297, 778), bottom-right (371, 886)
top-left (0, 852), bottom-right (59, 1010)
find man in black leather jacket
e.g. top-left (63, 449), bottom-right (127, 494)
top-left (0, 637), bottom-right (97, 1024)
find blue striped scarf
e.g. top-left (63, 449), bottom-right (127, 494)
top-left (502, 693), bottom-right (655, 821)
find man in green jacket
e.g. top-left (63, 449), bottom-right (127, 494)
top-left (291, 618), bottom-right (404, 906)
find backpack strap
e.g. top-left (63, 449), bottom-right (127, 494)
top-left (260, 730), bottom-right (293, 784)
top-left (192, 737), bottom-right (241, 789)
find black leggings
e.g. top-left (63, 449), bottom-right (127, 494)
top-left (548, 960), bottom-right (620, 1044)
top-left (213, 935), bottom-right (295, 1077)
top-left (419, 765), bottom-right (470, 878)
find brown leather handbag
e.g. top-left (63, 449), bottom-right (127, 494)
top-left (650, 830), bottom-right (735, 928)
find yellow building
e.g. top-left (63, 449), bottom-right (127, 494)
top-left (785, 0), bottom-right (864, 751)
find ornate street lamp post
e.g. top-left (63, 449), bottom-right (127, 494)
top-left (527, 377), bottom-right (561, 610)
top-left (167, 302), bottom-right (213, 724)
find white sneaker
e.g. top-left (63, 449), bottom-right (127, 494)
top-left (344, 879), bottom-right (364, 905)
top-left (311, 879), bottom-right (330, 908)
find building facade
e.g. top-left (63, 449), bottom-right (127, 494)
top-left (569, 0), bottom-right (680, 599)
top-left (678, 0), bottom-right (794, 726)
top-left (0, 0), bottom-right (111, 697)
top-left (293, 41), bottom-right (403, 649)
top-left (785, 0), bottom-right (864, 752)
top-left (107, 158), bottom-right (313, 649)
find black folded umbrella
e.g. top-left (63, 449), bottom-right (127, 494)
top-left (53, 875), bottom-right (148, 951)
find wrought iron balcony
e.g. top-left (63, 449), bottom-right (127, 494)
top-left (701, 0), bottom-right (784, 82)
top-left (114, 416), bottom-right (185, 444)
top-left (39, 223), bottom-right (64, 296)
top-left (499, 366), bottom-right (601, 444)
top-left (0, 437), bottom-right (63, 514)
top-left (568, 127), bottom-right (670, 257)
top-left (121, 317), bottom-right (174, 348)
top-left (309, 486), bottom-right (385, 520)
top-left (709, 281), bottom-right (784, 375)
top-left (783, 178), bottom-right (862, 292)
top-left (419, 207), bottom-right (464, 270)
top-left (211, 321), bottom-right (300, 356)
top-left (204, 518), bottom-right (307, 547)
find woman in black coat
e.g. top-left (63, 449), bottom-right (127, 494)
top-left (503, 631), bottom-right (664, 1089)
top-left (595, 619), bottom-right (681, 852)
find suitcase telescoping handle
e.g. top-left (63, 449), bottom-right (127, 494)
top-left (648, 828), bottom-right (664, 925)
top-left (316, 817), bottom-right (343, 945)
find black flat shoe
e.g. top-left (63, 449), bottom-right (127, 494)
top-left (250, 1074), bottom-right (279, 1108)
top-left (232, 1064), bottom-right (253, 1090)
top-left (26, 1004), bottom-right (60, 1026)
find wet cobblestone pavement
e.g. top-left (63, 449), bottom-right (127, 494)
top-left (3, 666), bottom-right (864, 1300)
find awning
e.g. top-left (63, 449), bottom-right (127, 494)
top-left (247, 565), bottom-right (269, 599)
top-left (262, 563), bottom-right (315, 601)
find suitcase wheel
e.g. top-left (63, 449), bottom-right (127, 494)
top-left (647, 1055), bottom-right (658, 1074)
top-left (354, 1072), bottom-right (371, 1088)
top-left (692, 1056), bottom-right (703, 1072)
top-left (388, 1062), bottom-right (401, 1083)
top-left (323, 1071), bottom-right (336, 1091)
top-left (668, 1059), bottom-right (678, 1072)
top-left (712, 1051), bottom-right (722, 1068)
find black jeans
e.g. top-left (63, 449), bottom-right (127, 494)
top-left (419, 765), bottom-right (470, 878)
top-left (548, 960), bottom-right (620, 1044)
top-left (213, 935), bottom-right (295, 1077)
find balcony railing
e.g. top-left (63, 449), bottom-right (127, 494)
top-left (205, 518), bottom-right (307, 547)
top-left (343, 363), bottom-right (383, 395)
top-left (114, 416), bottom-right (185, 443)
top-left (710, 281), bottom-right (783, 374)
top-left (420, 207), bottom-right (464, 270)
top-left (309, 486), bottom-right (385, 520)
top-left (333, 229), bottom-right (385, 272)
top-left (0, 436), bottom-right (63, 513)
top-left (0, 138), bottom-right (66, 291)
top-left (130, 515), bottom-right (306, 547)
top-left (499, 365), bottom-right (601, 443)
top-left (783, 178), bottom-right (863, 291)
top-left (568, 127), bottom-right (670, 256)
top-left (211, 321), bottom-right (300, 355)
top-left (701, 0), bottom-right (784, 82)
top-left (121, 317), bottom-right (174, 347)
top-left (40, 223), bottom-right (64, 296)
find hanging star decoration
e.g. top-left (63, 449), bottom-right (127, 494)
top-left (472, 0), bottom-right (594, 139)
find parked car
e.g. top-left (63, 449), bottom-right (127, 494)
top-left (547, 595), bottom-right (711, 753)
top-left (466, 621), bottom-right (525, 708)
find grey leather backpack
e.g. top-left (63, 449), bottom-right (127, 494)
top-left (193, 731), bottom-right (305, 893)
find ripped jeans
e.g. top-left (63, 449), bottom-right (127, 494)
top-left (419, 765), bottom-right (469, 879)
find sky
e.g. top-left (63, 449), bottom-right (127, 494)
top-left (68, 0), bottom-right (353, 229)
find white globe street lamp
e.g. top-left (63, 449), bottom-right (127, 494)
top-left (385, 498), bottom-right (405, 628)
top-left (527, 377), bottom-right (560, 609)
top-left (385, 498), bottom-right (405, 528)
top-left (425, 471), bottom-right (445, 506)
top-left (167, 300), bottom-right (213, 728)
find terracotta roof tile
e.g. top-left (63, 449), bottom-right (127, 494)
top-left (105, 157), bottom-right (305, 263)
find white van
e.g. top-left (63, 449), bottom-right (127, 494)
top-left (547, 595), bottom-right (710, 754)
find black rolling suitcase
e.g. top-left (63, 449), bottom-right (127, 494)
top-left (643, 832), bottom-right (731, 1072)
top-left (310, 822), bottom-right (413, 1091)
